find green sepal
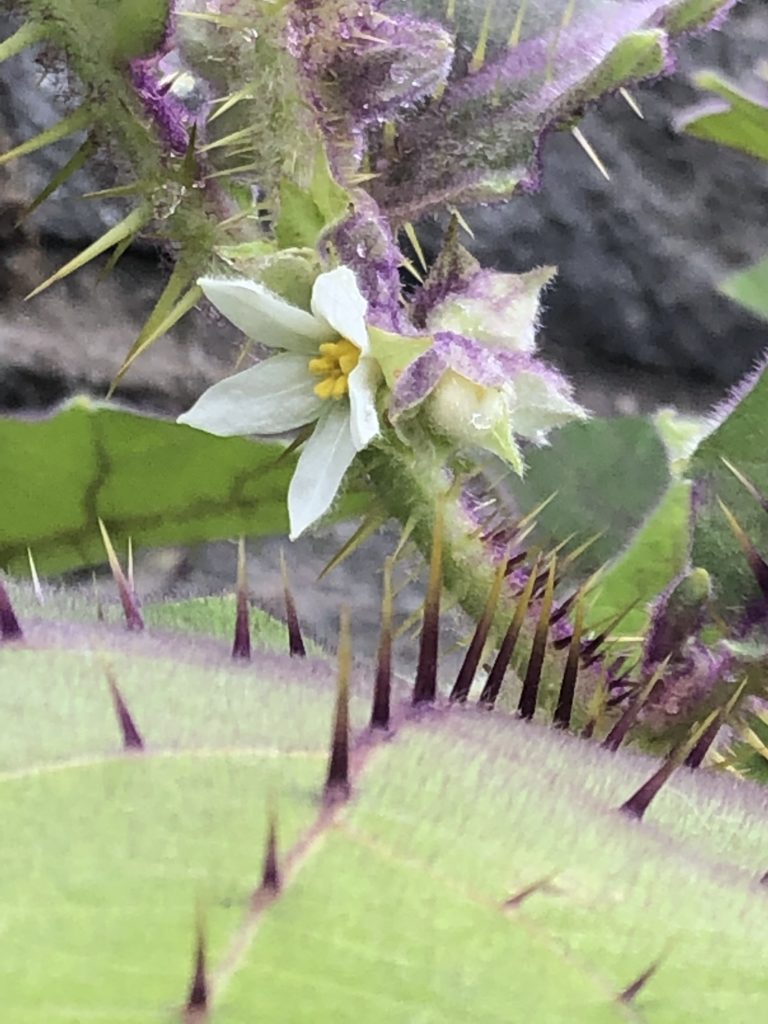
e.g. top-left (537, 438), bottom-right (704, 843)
top-left (367, 327), bottom-right (433, 389)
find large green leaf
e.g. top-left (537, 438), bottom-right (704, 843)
top-left (511, 417), bottom-right (670, 576)
top-left (0, 399), bottom-right (366, 576)
top-left (1, 587), bottom-right (767, 1021)
top-left (690, 362), bottom-right (768, 620)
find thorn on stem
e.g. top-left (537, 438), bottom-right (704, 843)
top-left (518, 560), bottom-right (557, 721)
top-left (553, 598), bottom-right (584, 729)
top-left (450, 559), bottom-right (507, 703)
top-left (0, 580), bottom-right (23, 641)
top-left (371, 558), bottom-right (393, 730)
top-left (412, 500), bottom-right (443, 705)
top-left (325, 607), bottom-right (351, 802)
top-left (601, 658), bottom-right (669, 753)
top-left (618, 958), bottom-right (661, 1005)
top-left (717, 498), bottom-right (768, 601)
top-left (97, 519), bottom-right (143, 631)
top-left (184, 915), bottom-right (208, 1017)
top-left (479, 557), bottom-right (539, 708)
top-left (619, 711), bottom-right (718, 820)
top-left (27, 548), bottom-right (44, 605)
top-left (106, 669), bottom-right (144, 751)
top-left (686, 679), bottom-right (747, 769)
top-left (281, 550), bottom-right (306, 657)
top-left (260, 806), bottom-right (281, 893)
top-left (232, 537), bottom-right (251, 660)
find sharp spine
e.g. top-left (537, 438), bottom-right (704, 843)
top-left (450, 558), bottom-right (507, 703)
top-left (184, 916), bottom-right (209, 1016)
top-left (0, 580), bottom-right (23, 641)
top-left (371, 558), bottom-right (393, 730)
top-left (601, 658), bottom-right (669, 753)
top-left (97, 519), bottom-right (144, 631)
top-left (518, 559), bottom-right (557, 720)
top-left (412, 500), bottom-right (443, 705)
top-left (619, 711), bottom-right (719, 820)
top-left (479, 557), bottom-right (539, 707)
top-left (553, 597), bottom-right (584, 729)
top-left (106, 669), bottom-right (144, 751)
top-left (281, 550), bottom-right (306, 657)
top-left (232, 537), bottom-right (251, 660)
top-left (260, 807), bottom-right (281, 893)
top-left (325, 607), bottom-right (351, 801)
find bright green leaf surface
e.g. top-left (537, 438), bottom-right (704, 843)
top-left (0, 400), bottom-right (366, 576)
top-left (1, 592), bottom-right (767, 1021)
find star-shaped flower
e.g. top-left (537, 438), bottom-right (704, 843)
top-left (178, 267), bottom-right (382, 538)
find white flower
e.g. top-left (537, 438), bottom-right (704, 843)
top-left (178, 266), bottom-right (381, 539)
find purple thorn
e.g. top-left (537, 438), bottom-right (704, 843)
top-left (325, 608), bottom-right (351, 802)
top-left (260, 810), bottom-right (281, 893)
top-left (371, 559), bottom-right (393, 730)
top-left (618, 958), bottom-right (661, 1005)
top-left (281, 551), bottom-right (306, 658)
top-left (553, 600), bottom-right (584, 730)
top-left (412, 502), bottom-right (443, 705)
top-left (450, 559), bottom-right (506, 703)
top-left (479, 558), bottom-right (539, 708)
top-left (106, 672), bottom-right (144, 751)
top-left (184, 920), bottom-right (208, 1015)
top-left (0, 581), bottom-right (23, 641)
top-left (518, 560), bottom-right (556, 721)
top-left (232, 538), bottom-right (251, 661)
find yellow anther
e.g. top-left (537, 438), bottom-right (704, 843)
top-left (309, 337), bottom-right (361, 400)
top-left (332, 375), bottom-right (349, 398)
top-left (309, 357), bottom-right (335, 375)
top-left (314, 377), bottom-right (337, 400)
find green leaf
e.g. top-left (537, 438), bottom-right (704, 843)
top-left (511, 417), bottom-right (671, 577)
top-left (586, 479), bottom-right (692, 634)
top-left (719, 255), bottom-right (768, 321)
top-left (1, 589), bottom-right (767, 1021)
top-left (689, 361), bottom-right (768, 620)
top-left (0, 399), bottom-right (367, 576)
top-left (681, 71), bottom-right (768, 162)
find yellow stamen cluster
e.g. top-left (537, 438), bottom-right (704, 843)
top-left (309, 339), bottom-right (360, 400)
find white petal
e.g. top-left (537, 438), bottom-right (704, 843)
top-left (310, 267), bottom-right (369, 350)
top-left (288, 404), bottom-right (357, 539)
top-left (347, 357), bottom-right (381, 451)
top-left (178, 353), bottom-right (323, 436)
top-left (199, 277), bottom-right (333, 353)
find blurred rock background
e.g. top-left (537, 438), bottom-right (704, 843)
top-left (1, 0), bottom-right (767, 652)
